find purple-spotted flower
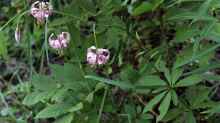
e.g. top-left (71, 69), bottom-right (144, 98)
top-left (49, 32), bottom-right (70, 49)
top-left (87, 46), bottom-right (110, 65)
top-left (30, 1), bottom-right (53, 23)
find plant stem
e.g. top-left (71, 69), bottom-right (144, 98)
top-left (93, 24), bottom-right (98, 48)
top-left (97, 87), bottom-right (108, 123)
top-left (44, 18), bottom-right (49, 65)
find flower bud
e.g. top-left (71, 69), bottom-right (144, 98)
top-left (15, 25), bottom-right (21, 43)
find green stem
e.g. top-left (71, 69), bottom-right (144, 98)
top-left (28, 35), bottom-right (33, 78)
top-left (93, 24), bottom-right (98, 48)
top-left (97, 87), bottom-right (108, 123)
top-left (44, 18), bottom-right (49, 65)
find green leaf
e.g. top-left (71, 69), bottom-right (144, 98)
top-left (174, 26), bottom-right (198, 43)
top-left (54, 113), bottom-right (74, 123)
top-left (0, 32), bottom-right (8, 59)
top-left (85, 92), bottom-right (94, 103)
top-left (132, 0), bottom-right (164, 16)
top-left (36, 103), bottom-right (71, 118)
top-left (174, 44), bottom-right (220, 68)
top-left (171, 68), bottom-right (183, 85)
top-left (185, 86), bottom-right (210, 108)
top-left (157, 91), bottom-right (172, 122)
top-left (184, 61), bottom-right (220, 76)
top-left (31, 74), bottom-right (57, 91)
top-left (132, 2), bottom-right (153, 16)
top-left (175, 75), bottom-right (202, 87)
top-left (167, 11), bottom-right (216, 22)
top-left (68, 102), bottom-right (83, 112)
top-left (151, 0), bottom-right (164, 10)
top-left (202, 74), bottom-right (220, 81)
top-left (164, 68), bottom-right (172, 85)
top-left (23, 91), bottom-right (55, 106)
top-left (198, 0), bottom-right (213, 15)
top-left (143, 91), bottom-right (166, 113)
top-left (51, 63), bottom-right (83, 82)
top-left (202, 103), bottom-right (220, 115)
top-left (50, 63), bottom-right (86, 90)
top-left (85, 75), bottom-right (134, 89)
top-left (171, 90), bottom-right (178, 106)
top-left (162, 108), bottom-right (182, 122)
top-left (136, 75), bottom-right (167, 87)
top-left (185, 111), bottom-right (196, 123)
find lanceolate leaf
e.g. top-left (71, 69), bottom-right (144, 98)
top-left (143, 91), bottom-right (166, 113)
top-left (174, 44), bottom-right (220, 69)
top-left (171, 90), bottom-right (178, 106)
top-left (136, 75), bottom-right (167, 87)
top-left (132, 0), bottom-right (164, 16)
top-left (175, 75), bottom-right (203, 87)
top-left (85, 75), bottom-right (134, 89)
top-left (171, 68), bottom-right (183, 85)
top-left (185, 111), bottom-right (196, 123)
top-left (132, 2), bottom-right (153, 16)
top-left (157, 91), bottom-right (172, 122)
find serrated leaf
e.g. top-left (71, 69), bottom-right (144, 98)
top-left (143, 91), bottom-right (166, 113)
top-left (175, 75), bottom-right (202, 87)
top-left (157, 91), bottom-right (171, 122)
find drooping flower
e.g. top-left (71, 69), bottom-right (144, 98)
top-left (96, 48), bottom-right (110, 65)
top-left (49, 32), bottom-right (70, 49)
top-left (30, 1), bottom-right (53, 23)
top-left (87, 46), bottom-right (98, 65)
top-left (15, 25), bottom-right (21, 43)
top-left (87, 46), bottom-right (110, 65)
